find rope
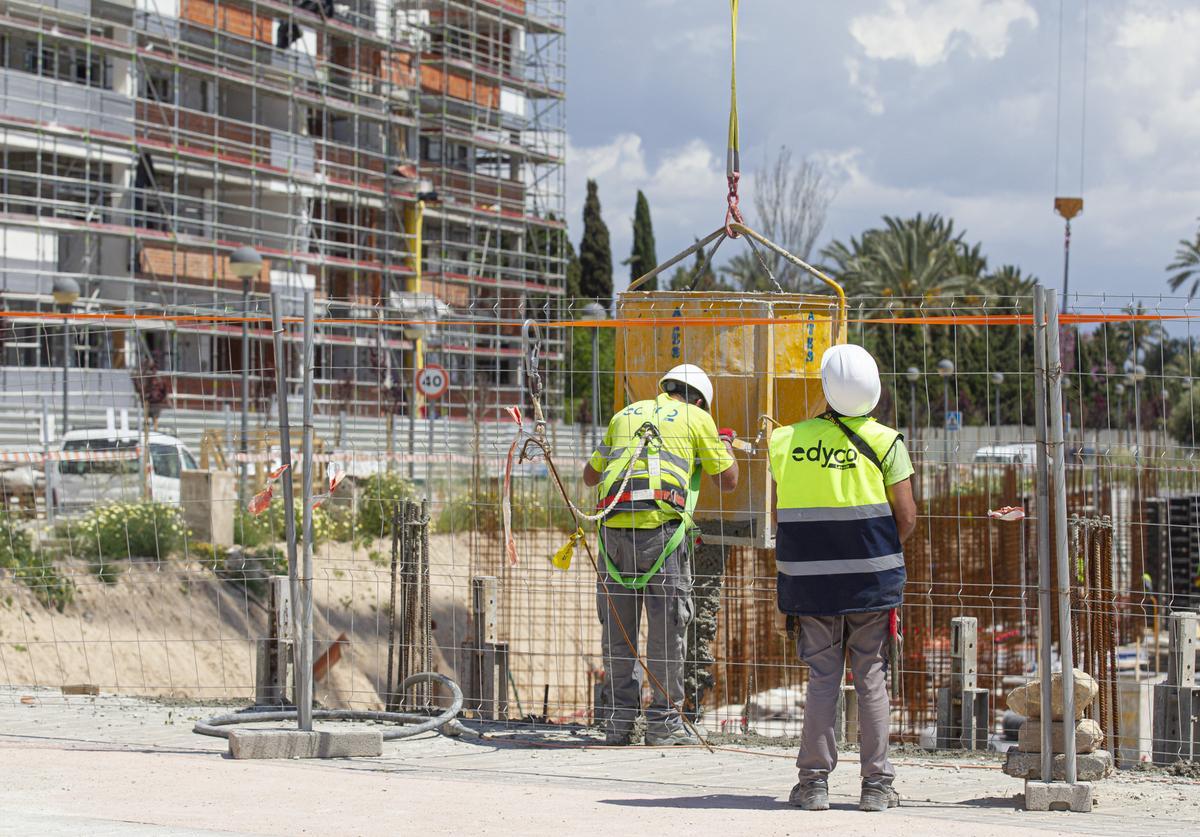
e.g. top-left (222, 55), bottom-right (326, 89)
top-left (511, 323), bottom-right (713, 751)
top-left (563, 433), bottom-right (654, 524)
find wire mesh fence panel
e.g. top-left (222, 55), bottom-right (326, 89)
top-left (0, 290), bottom-right (1197, 764)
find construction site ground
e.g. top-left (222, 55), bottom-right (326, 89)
top-left (1, 690), bottom-right (1198, 836)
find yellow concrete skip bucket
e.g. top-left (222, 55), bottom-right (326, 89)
top-left (614, 287), bottom-right (847, 548)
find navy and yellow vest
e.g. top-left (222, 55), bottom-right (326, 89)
top-left (768, 416), bottom-right (906, 616)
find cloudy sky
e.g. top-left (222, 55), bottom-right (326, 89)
top-left (563, 0), bottom-right (1200, 301)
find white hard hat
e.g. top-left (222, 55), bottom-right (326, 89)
top-left (820, 344), bottom-right (881, 417)
top-left (659, 363), bottom-right (715, 410)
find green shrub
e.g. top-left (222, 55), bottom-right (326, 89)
top-left (58, 502), bottom-right (189, 582)
top-left (356, 473), bottom-right (416, 539)
top-left (436, 480), bottom-right (577, 535)
top-left (234, 508), bottom-right (273, 548)
top-left (322, 496), bottom-right (356, 543)
top-left (191, 540), bottom-right (287, 598)
top-left (0, 516), bottom-right (73, 611)
top-left (234, 501), bottom-right (334, 547)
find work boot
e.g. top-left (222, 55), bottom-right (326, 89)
top-left (644, 728), bottom-right (700, 746)
top-left (859, 780), bottom-right (899, 812)
top-left (789, 780), bottom-right (829, 811)
top-left (604, 730), bottom-right (632, 746)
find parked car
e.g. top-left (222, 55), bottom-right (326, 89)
top-left (973, 443), bottom-right (1038, 465)
top-left (51, 429), bottom-right (198, 509)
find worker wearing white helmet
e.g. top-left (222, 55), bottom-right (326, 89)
top-left (767, 343), bottom-right (918, 812)
top-left (583, 363), bottom-right (739, 746)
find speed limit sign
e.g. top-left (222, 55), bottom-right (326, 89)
top-left (415, 364), bottom-right (449, 399)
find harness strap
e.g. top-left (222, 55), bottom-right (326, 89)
top-left (598, 488), bottom-right (688, 512)
top-left (601, 464), bottom-right (702, 591)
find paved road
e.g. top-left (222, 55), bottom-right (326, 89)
top-left (1, 691), bottom-right (1198, 836)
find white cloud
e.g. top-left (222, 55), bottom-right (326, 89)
top-left (1103, 3), bottom-right (1200, 161)
top-left (849, 0), bottom-right (1038, 67)
top-left (566, 133), bottom-right (727, 290)
top-left (845, 57), bottom-right (885, 116)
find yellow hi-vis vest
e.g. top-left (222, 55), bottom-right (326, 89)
top-left (768, 415), bottom-right (906, 615)
top-left (594, 395), bottom-right (702, 589)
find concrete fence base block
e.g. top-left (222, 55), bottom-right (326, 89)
top-left (1023, 780), bottom-right (1093, 813)
top-left (227, 728), bottom-right (383, 760)
top-left (1003, 749), bottom-right (1113, 781)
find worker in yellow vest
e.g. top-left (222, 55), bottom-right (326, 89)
top-left (583, 364), bottom-right (739, 745)
top-left (768, 344), bottom-right (917, 812)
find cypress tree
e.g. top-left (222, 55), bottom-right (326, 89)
top-left (564, 233), bottom-right (582, 300)
top-left (579, 179), bottom-right (613, 305)
top-left (628, 190), bottom-right (658, 290)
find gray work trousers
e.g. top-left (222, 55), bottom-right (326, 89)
top-left (597, 525), bottom-right (693, 736)
top-left (795, 611), bottom-right (895, 783)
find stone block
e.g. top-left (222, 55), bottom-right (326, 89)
top-left (1006, 669), bottom-right (1097, 720)
top-left (1024, 780), bottom-right (1093, 813)
top-left (1002, 748), bottom-right (1113, 781)
top-left (227, 728), bottom-right (383, 759)
top-left (1017, 718), bottom-right (1104, 754)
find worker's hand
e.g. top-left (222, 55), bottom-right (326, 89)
top-left (718, 428), bottom-right (736, 446)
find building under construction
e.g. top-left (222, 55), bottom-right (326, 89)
top-left (0, 0), bottom-right (565, 427)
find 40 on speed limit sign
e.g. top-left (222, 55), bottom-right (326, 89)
top-left (415, 364), bottom-right (449, 399)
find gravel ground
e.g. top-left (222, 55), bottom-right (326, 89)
top-left (2, 689), bottom-right (1199, 836)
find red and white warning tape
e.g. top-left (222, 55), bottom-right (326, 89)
top-left (0, 448), bottom-right (142, 464)
top-left (232, 451), bottom-right (475, 465)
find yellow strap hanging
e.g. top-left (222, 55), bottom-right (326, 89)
top-left (551, 527), bottom-right (585, 571)
top-left (727, 0), bottom-right (740, 177)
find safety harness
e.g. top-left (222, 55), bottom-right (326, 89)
top-left (596, 420), bottom-right (702, 591)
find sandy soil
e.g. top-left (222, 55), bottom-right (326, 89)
top-left (0, 530), bottom-right (603, 716)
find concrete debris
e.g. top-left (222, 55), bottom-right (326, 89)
top-left (1017, 718), bottom-right (1104, 754)
top-left (1006, 668), bottom-right (1098, 720)
top-left (1002, 748), bottom-right (1114, 781)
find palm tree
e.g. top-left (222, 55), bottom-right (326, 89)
top-left (1167, 222), bottom-right (1200, 299)
top-left (820, 214), bottom-right (983, 302)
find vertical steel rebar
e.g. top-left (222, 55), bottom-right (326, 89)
top-left (1046, 288), bottom-right (1078, 782)
top-left (1032, 288), bottom-right (1055, 782)
top-left (298, 290), bottom-right (316, 731)
top-left (269, 292), bottom-right (301, 719)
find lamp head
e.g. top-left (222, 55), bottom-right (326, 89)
top-left (52, 276), bottom-right (80, 306)
top-left (229, 245), bottom-right (263, 279)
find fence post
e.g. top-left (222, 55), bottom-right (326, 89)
top-left (1032, 288), bottom-right (1056, 780)
top-left (1045, 288), bottom-right (1079, 780)
top-left (297, 289), bottom-right (316, 731)
top-left (269, 291), bottom-right (302, 728)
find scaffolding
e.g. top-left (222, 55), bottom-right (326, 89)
top-left (0, 0), bottom-right (565, 424)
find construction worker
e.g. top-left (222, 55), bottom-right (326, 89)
top-left (768, 344), bottom-right (917, 812)
top-left (583, 363), bottom-right (739, 745)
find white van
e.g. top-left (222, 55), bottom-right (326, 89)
top-left (52, 429), bottom-right (199, 509)
top-left (973, 443), bottom-right (1038, 465)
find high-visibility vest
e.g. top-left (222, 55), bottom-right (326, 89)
top-left (768, 416), bottom-right (906, 615)
top-left (595, 396), bottom-right (701, 589)
top-left (596, 396), bottom-right (697, 520)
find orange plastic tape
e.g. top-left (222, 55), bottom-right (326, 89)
top-left (0, 310), bottom-right (1191, 328)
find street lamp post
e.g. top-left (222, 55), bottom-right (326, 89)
top-left (904, 366), bottom-right (920, 447)
top-left (937, 358), bottom-right (954, 468)
top-left (1114, 382), bottom-right (1126, 448)
top-left (229, 245), bottom-right (263, 509)
top-left (992, 371), bottom-right (1005, 442)
top-left (582, 302), bottom-right (608, 450)
top-left (52, 277), bottom-right (81, 436)
top-left (1126, 362), bottom-right (1146, 461)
